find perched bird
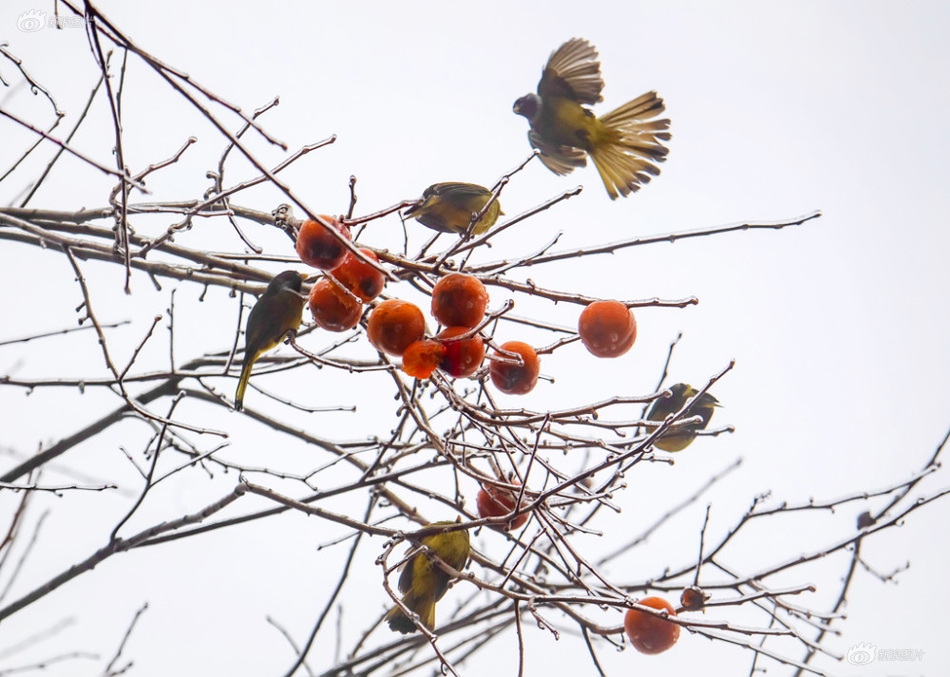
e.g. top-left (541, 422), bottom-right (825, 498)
top-left (234, 270), bottom-right (307, 411)
top-left (646, 383), bottom-right (720, 452)
top-left (404, 182), bottom-right (503, 235)
top-left (513, 38), bottom-right (671, 200)
top-left (386, 520), bottom-right (472, 634)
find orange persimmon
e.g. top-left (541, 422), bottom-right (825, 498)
top-left (624, 596), bottom-right (680, 655)
top-left (431, 273), bottom-right (489, 328)
top-left (401, 339), bottom-right (445, 379)
top-left (437, 326), bottom-right (484, 378)
top-left (332, 248), bottom-right (385, 302)
top-left (476, 482), bottom-right (529, 530)
top-left (578, 300), bottom-right (637, 358)
top-left (367, 299), bottom-right (426, 357)
top-left (296, 215), bottom-right (352, 271)
top-left (308, 278), bottom-right (363, 332)
top-left (489, 341), bottom-right (540, 395)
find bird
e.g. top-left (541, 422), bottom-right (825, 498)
top-left (404, 182), bottom-right (503, 235)
top-left (646, 383), bottom-right (720, 451)
top-left (513, 38), bottom-right (671, 200)
top-left (385, 520), bottom-right (472, 634)
top-left (234, 270), bottom-right (307, 411)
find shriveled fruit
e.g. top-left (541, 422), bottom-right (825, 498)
top-left (437, 326), bottom-right (485, 378)
top-left (367, 299), bottom-right (426, 357)
top-left (308, 278), bottom-right (363, 332)
top-left (489, 341), bottom-right (540, 395)
top-left (476, 482), bottom-right (529, 530)
top-left (578, 300), bottom-right (637, 358)
top-left (333, 248), bottom-right (385, 302)
top-left (624, 596), bottom-right (680, 655)
top-left (401, 339), bottom-right (445, 379)
top-left (679, 586), bottom-right (708, 611)
top-left (296, 215), bottom-right (352, 271)
top-left (431, 273), bottom-right (489, 328)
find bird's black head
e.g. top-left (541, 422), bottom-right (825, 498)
top-left (669, 383), bottom-right (690, 400)
top-left (268, 270), bottom-right (306, 293)
top-left (513, 93), bottom-right (540, 121)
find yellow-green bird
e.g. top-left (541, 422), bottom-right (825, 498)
top-left (404, 182), bottom-right (503, 235)
top-left (234, 270), bottom-right (307, 411)
top-left (646, 383), bottom-right (720, 452)
top-left (386, 520), bottom-right (472, 634)
top-left (513, 38), bottom-right (671, 200)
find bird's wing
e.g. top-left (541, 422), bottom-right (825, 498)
top-left (538, 38), bottom-right (604, 104)
top-left (244, 290), bottom-right (303, 355)
top-left (431, 570), bottom-right (452, 603)
top-left (427, 182), bottom-right (490, 201)
top-left (242, 292), bottom-right (276, 354)
top-left (397, 555), bottom-right (417, 594)
top-left (528, 130), bottom-right (588, 175)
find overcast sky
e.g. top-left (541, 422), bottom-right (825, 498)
top-left (1, 2), bottom-right (949, 676)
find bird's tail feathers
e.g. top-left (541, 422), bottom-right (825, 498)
top-left (234, 352), bottom-right (256, 411)
top-left (589, 145), bottom-right (661, 199)
top-left (600, 91), bottom-right (667, 126)
top-left (386, 590), bottom-right (436, 634)
top-left (593, 91), bottom-right (671, 199)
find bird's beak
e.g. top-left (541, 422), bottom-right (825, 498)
top-left (403, 198), bottom-right (425, 216)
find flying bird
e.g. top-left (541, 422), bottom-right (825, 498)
top-left (513, 38), bottom-right (671, 199)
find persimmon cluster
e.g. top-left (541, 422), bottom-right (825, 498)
top-left (296, 215), bottom-right (387, 332)
top-left (366, 273), bottom-right (493, 381)
top-left (293, 215), bottom-right (641, 396)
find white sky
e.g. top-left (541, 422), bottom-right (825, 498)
top-left (1, 2), bottom-right (948, 676)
